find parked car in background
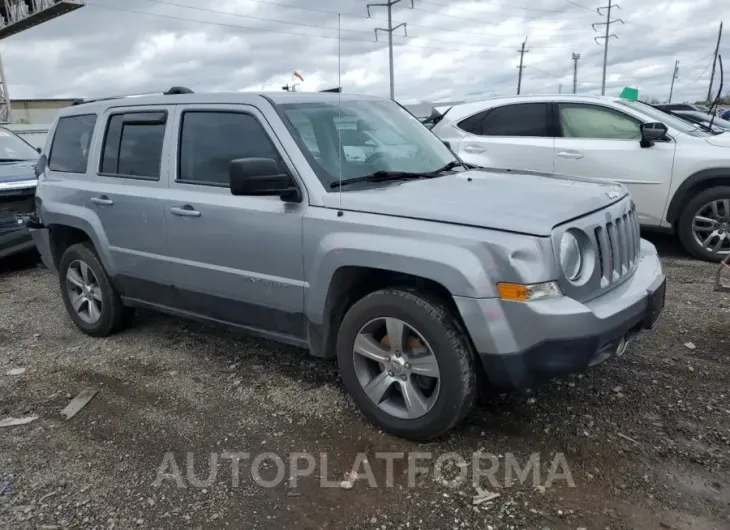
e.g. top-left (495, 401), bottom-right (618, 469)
top-left (431, 94), bottom-right (730, 262)
top-left (30, 88), bottom-right (665, 440)
top-left (653, 103), bottom-right (706, 112)
top-left (669, 110), bottom-right (730, 134)
top-left (0, 125), bottom-right (40, 259)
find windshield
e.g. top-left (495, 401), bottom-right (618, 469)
top-left (0, 127), bottom-right (39, 161)
top-left (616, 100), bottom-right (711, 137)
top-left (276, 99), bottom-right (458, 189)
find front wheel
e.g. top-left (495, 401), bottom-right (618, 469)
top-left (677, 186), bottom-right (730, 262)
top-left (336, 288), bottom-right (477, 441)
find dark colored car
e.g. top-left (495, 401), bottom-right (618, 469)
top-left (653, 103), bottom-right (704, 112)
top-left (659, 109), bottom-right (730, 134)
top-left (0, 126), bottom-right (40, 260)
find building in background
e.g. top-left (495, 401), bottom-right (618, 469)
top-left (9, 97), bottom-right (75, 124)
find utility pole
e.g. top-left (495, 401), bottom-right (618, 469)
top-left (367, 0), bottom-right (412, 100)
top-left (668, 60), bottom-right (679, 103)
top-left (707, 22), bottom-right (723, 103)
top-left (516, 37), bottom-right (528, 95)
top-left (572, 53), bottom-right (580, 94)
top-left (559, 83), bottom-right (562, 94)
top-left (593, 3), bottom-right (624, 96)
top-left (0, 51), bottom-right (11, 123)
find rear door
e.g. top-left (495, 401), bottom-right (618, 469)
top-left (84, 106), bottom-right (174, 304)
top-left (454, 102), bottom-right (555, 173)
top-left (552, 102), bottom-right (676, 226)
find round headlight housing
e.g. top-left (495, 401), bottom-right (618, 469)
top-left (560, 231), bottom-right (583, 281)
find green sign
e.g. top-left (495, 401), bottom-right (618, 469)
top-left (619, 87), bottom-right (639, 101)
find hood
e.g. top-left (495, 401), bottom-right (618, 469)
top-left (322, 168), bottom-right (627, 236)
top-left (0, 161), bottom-right (37, 191)
top-left (705, 134), bottom-right (730, 148)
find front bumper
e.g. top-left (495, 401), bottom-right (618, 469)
top-left (0, 216), bottom-right (35, 259)
top-left (455, 239), bottom-right (665, 389)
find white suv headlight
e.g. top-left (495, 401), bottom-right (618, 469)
top-left (560, 231), bottom-right (583, 281)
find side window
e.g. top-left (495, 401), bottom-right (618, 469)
top-left (48, 114), bottom-right (97, 173)
top-left (558, 104), bottom-right (641, 140)
top-left (479, 103), bottom-right (551, 137)
top-left (178, 111), bottom-right (280, 187)
top-left (457, 111), bottom-right (488, 134)
top-left (100, 111), bottom-right (166, 179)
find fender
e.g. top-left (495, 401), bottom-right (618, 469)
top-left (666, 168), bottom-right (730, 224)
top-left (44, 202), bottom-right (115, 273)
top-left (304, 232), bottom-right (499, 325)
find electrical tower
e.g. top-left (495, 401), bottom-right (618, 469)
top-left (668, 60), bottom-right (679, 103)
top-left (0, 1), bottom-right (85, 123)
top-left (593, 2), bottom-right (624, 96)
top-left (516, 38), bottom-right (528, 95)
top-left (367, 0), bottom-right (412, 100)
top-left (707, 22), bottom-right (723, 103)
top-left (572, 53), bottom-right (580, 94)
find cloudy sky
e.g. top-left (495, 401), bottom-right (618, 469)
top-left (2, 0), bottom-right (728, 104)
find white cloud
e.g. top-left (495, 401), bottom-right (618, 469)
top-left (1, 0), bottom-right (728, 104)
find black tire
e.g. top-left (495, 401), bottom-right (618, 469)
top-left (336, 288), bottom-right (477, 441)
top-left (677, 186), bottom-right (730, 262)
top-left (58, 242), bottom-right (126, 337)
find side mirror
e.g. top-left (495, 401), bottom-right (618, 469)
top-left (229, 158), bottom-right (301, 202)
top-left (640, 122), bottom-right (668, 147)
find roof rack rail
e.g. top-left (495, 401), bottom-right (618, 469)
top-left (71, 86), bottom-right (195, 106)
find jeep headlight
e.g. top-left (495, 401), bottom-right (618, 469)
top-left (559, 231), bottom-right (583, 281)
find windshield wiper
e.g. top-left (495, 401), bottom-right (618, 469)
top-left (330, 171), bottom-right (429, 189)
top-left (429, 160), bottom-right (466, 174)
top-left (0, 158), bottom-right (33, 162)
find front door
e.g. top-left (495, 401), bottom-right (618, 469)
top-left (552, 102), bottom-right (676, 226)
top-left (162, 105), bottom-right (306, 341)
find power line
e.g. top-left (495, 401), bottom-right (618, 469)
top-left (132, 0), bottom-right (576, 50)
top-left (562, 0), bottom-right (595, 12)
top-left (417, 0), bottom-right (596, 14)
top-left (408, 4), bottom-right (594, 25)
top-left (86, 2), bottom-right (553, 54)
top-left (593, 1), bottom-right (624, 95)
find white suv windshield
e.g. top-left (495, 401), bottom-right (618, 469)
top-left (277, 99), bottom-right (458, 189)
top-left (616, 100), bottom-right (711, 136)
top-left (0, 127), bottom-right (39, 161)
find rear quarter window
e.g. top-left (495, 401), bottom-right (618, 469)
top-left (48, 114), bottom-right (97, 173)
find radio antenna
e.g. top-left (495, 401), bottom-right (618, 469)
top-left (337, 13), bottom-right (343, 215)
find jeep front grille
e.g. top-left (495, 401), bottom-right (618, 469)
top-left (594, 206), bottom-right (641, 287)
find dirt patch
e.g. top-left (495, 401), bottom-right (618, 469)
top-left (0, 240), bottom-right (728, 529)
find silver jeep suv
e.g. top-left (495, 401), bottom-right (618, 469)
top-left (29, 87), bottom-right (666, 440)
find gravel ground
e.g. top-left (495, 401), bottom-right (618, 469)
top-left (1, 235), bottom-right (729, 530)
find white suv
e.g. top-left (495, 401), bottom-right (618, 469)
top-left (431, 94), bottom-right (730, 262)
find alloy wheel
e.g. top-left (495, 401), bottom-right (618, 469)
top-left (692, 199), bottom-right (730, 256)
top-left (352, 317), bottom-right (441, 420)
top-left (65, 259), bottom-right (103, 324)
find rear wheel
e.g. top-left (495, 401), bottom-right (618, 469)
top-left (678, 186), bottom-right (730, 262)
top-left (58, 242), bottom-right (127, 337)
top-left (337, 288), bottom-right (476, 441)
